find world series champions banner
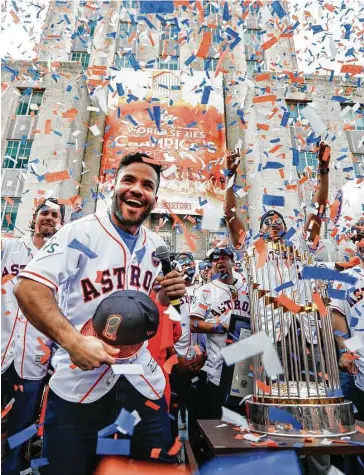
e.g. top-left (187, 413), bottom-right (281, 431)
top-left (99, 69), bottom-right (226, 214)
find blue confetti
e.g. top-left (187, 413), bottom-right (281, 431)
top-left (272, 1), bottom-right (287, 19)
top-left (262, 194), bottom-right (285, 207)
top-left (96, 438), bottom-right (130, 456)
top-left (222, 2), bottom-right (231, 21)
top-left (31, 458), bottom-right (49, 468)
top-left (127, 53), bottom-right (141, 71)
top-left (140, 1), bottom-right (174, 14)
top-left (328, 288), bottom-right (346, 300)
top-left (8, 424), bottom-right (37, 449)
top-left (269, 407), bottom-right (302, 430)
top-left (350, 317), bottom-right (359, 328)
top-left (201, 86), bottom-right (212, 105)
top-left (153, 106), bottom-right (161, 131)
top-left (116, 83), bottom-right (125, 96)
top-left (275, 281), bottom-right (294, 293)
top-left (68, 239), bottom-right (98, 259)
top-left (115, 408), bottom-right (135, 436)
top-left (263, 162), bottom-right (284, 170)
top-left (301, 266), bottom-right (358, 284)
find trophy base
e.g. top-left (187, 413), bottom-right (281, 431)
top-left (246, 399), bottom-right (357, 438)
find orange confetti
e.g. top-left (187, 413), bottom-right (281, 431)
top-left (45, 170), bottom-right (71, 183)
top-left (257, 123), bottom-right (269, 131)
top-left (62, 108), bottom-right (78, 119)
top-left (145, 400), bottom-right (160, 411)
top-left (255, 73), bottom-right (270, 81)
top-left (150, 448), bottom-right (162, 459)
top-left (44, 119), bottom-right (52, 135)
top-left (195, 31), bottom-right (212, 59)
top-left (256, 380), bottom-right (271, 394)
top-left (1, 274), bottom-right (16, 285)
top-left (254, 238), bottom-right (267, 269)
top-left (167, 437), bottom-right (182, 456)
top-left (277, 293), bottom-right (301, 314)
top-left (340, 64), bottom-right (363, 76)
top-left (253, 94), bottom-right (277, 104)
top-left (262, 36), bottom-right (279, 50)
top-left (37, 337), bottom-right (51, 365)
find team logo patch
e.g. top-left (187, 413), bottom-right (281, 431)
top-left (102, 314), bottom-right (122, 341)
top-left (151, 251), bottom-right (160, 267)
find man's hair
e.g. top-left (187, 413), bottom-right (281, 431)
top-left (115, 153), bottom-right (162, 191)
top-left (29, 198), bottom-right (66, 234)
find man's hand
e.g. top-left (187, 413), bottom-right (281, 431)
top-left (66, 335), bottom-right (120, 371)
top-left (158, 270), bottom-right (186, 300)
top-left (317, 142), bottom-right (331, 167)
top-left (339, 352), bottom-right (358, 375)
top-left (225, 150), bottom-right (241, 174)
top-left (189, 353), bottom-right (207, 373)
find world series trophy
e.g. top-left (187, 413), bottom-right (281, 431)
top-left (245, 242), bottom-right (356, 437)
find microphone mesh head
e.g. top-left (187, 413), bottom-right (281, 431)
top-left (155, 245), bottom-right (170, 261)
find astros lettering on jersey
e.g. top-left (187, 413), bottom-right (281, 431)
top-left (19, 211), bottom-right (167, 403)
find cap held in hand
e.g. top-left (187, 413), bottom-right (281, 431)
top-left (80, 290), bottom-right (159, 359)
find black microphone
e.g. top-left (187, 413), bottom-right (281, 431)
top-left (155, 245), bottom-right (181, 313)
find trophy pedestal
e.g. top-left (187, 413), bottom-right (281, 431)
top-left (246, 398), bottom-right (357, 438)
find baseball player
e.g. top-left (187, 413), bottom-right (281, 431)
top-left (224, 145), bottom-right (331, 344)
top-left (190, 247), bottom-right (250, 419)
top-left (170, 254), bottom-right (206, 440)
top-left (14, 153), bottom-right (185, 475)
top-left (2, 199), bottom-right (64, 475)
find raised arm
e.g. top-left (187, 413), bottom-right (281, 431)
top-left (331, 308), bottom-right (358, 375)
top-left (224, 151), bottom-right (246, 248)
top-left (304, 142), bottom-right (331, 243)
top-left (14, 278), bottom-right (119, 370)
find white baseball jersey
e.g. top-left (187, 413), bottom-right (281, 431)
top-left (247, 229), bottom-right (319, 344)
top-left (174, 284), bottom-right (206, 359)
top-left (2, 237), bottom-right (55, 380)
top-left (330, 266), bottom-right (364, 391)
top-left (19, 211), bottom-right (167, 403)
top-left (2, 237), bottom-right (35, 373)
top-left (190, 278), bottom-right (250, 386)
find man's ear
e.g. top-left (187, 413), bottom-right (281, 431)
top-left (153, 195), bottom-right (158, 209)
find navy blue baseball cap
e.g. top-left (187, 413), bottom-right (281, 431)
top-left (80, 290), bottom-right (159, 359)
top-left (260, 210), bottom-right (287, 230)
top-left (207, 247), bottom-right (235, 262)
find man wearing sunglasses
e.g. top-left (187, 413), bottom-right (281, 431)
top-left (190, 247), bottom-right (249, 419)
top-left (224, 145), bottom-right (332, 475)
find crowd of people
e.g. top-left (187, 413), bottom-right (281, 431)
top-left (1, 146), bottom-right (363, 475)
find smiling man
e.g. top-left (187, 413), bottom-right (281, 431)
top-left (13, 153), bottom-right (186, 475)
top-left (190, 247), bottom-right (250, 419)
top-left (2, 199), bottom-right (65, 475)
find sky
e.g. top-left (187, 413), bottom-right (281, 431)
top-left (1, 0), bottom-right (363, 75)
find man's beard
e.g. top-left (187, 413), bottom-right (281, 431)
top-left (111, 192), bottom-right (154, 227)
top-left (37, 224), bottom-right (57, 238)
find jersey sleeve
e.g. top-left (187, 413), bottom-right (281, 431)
top-left (18, 223), bottom-right (84, 293)
top-left (189, 287), bottom-right (210, 320)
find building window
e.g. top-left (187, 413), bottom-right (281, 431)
top-left (1, 198), bottom-right (20, 233)
top-left (342, 105), bottom-right (364, 131)
top-left (296, 151), bottom-right (318, 174)
top-left (3, 140), bottom-right (32, 169)
top-left (16, 90), bottom-right (44, 116)
top-left (160, 23), bottom-right (180, 58)
top-left (119, 21), bottom-right (137, 39)
top-left (114, 54), bottom-right (132, 69)
top-left (204, 58), bottom-right (219, 71)
top-left (246, 60), bottom-right (266, 76)
top-left (203, 0), bottom-right (219, 16)
top-left (158, 56), bottom-right (179, 71)
top-left (287, 101), bottom-right (311, 122)
top-left (121, 0), bottom-right (138, 9)
top-left (70, 52), bottom-right (90, 69)
top-left (353, 153), bottom-right (364, 178)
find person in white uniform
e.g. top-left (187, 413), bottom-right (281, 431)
top-left (2, 199), bottom-right (64, 475)
top-left (190, 247), bottom-right (250, 419)
top-left (14, 153), bottom-right (186, 474)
